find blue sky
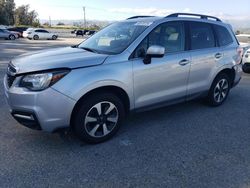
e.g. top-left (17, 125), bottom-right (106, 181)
top-left (15, 0), bottom-right (250, 21)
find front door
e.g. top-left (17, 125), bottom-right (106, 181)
top-left (131, 21), bottom-right (191, 108)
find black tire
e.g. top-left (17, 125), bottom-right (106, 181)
top-left (243, 64), bottom-right (250, 73)
top-left (52, 35), bottom-right (57, 40)
top-left (9, 35), bottom-right (16, 40)
top-left (33, 35), bottom-right (39, 40)
top-left (206, 73), bottom-right (231, 106)
top-left (73, 93), bottom-right (125, 144)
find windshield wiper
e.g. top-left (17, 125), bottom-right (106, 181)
top-left (79, 47), bottom-right (99, 54)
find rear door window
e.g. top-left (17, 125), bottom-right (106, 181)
top-left (189, 22), bottom-right (215, 50)
top-left (41, 30), bottom-right (49, 33)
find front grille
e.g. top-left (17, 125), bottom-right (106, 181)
top-left (6, 74), bottom-right (15, 87)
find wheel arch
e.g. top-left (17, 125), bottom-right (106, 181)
top-left (70, 85), bottom-right (130, 127)
top-left (213, 68), bottom-right (236, 87)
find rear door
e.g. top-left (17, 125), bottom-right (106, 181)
top-left (0, 29), bottom-right (5, 38)
top-left (42, 30), bottom-right (51, 39)
top-left (34, 30), bottom-right (43, 39)
top-left (186, 21), bottom-right (222, 98)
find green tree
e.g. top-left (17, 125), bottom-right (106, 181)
top-left (0, 0), bottom-right (6, 24)
top-left (14, 4), bottom-right (39, 26)
top-left (0, 0), bottom-right (15, 25)
top-left (4, 0), bottom-right (15, 25)
top-left (14, 5), bottom-right (29, 25)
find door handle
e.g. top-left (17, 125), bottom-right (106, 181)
top-left (179, 59), bottom-right (190, 66)
top-left (215, 53), bottom-right (223, 59)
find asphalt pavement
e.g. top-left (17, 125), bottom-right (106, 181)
top-left (0, 38), bottom-right (250, 188)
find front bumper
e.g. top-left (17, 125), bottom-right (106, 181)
top-left (4, 75), bottom-right (76, 132)
top-left (11, 110), bottom-right (41, 130)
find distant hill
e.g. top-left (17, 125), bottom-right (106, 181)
top-left (223, 19), bottom-right (250, 33)
top-left (40, 18), bottom-right (250, 34)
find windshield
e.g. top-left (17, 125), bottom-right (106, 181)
top-left (78, 21), bottom-right (150, 55)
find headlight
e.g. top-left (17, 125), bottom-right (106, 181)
top-left (20, 70), bottom-right (70, 91)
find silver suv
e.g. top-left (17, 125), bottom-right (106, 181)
top-left (4, 13), bottom-right (242, 143)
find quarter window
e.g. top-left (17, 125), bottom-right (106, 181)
top-left (214, 25), bottom-right (233, 46)
top-left (189, 22), bottom-right (215, 50)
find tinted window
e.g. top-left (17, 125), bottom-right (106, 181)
top-left (214, 25), bottom-right (233, 46)
top-left (135, 22), bottom-right (185, 58)
top-left (36, 30), bottom-right (48, 33)
top-left (189, 22), bottom-right (215, 50)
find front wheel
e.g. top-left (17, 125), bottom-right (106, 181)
top-left (206, 73), bottom-right (231, 106)
top-left (73, 93), bottom-right (125, 143)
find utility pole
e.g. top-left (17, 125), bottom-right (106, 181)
top-left (49, 16), bottom-right (51, 27)
top-left (83, 6), bottom-right (86, 29)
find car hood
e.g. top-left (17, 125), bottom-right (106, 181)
top-left (11, 47), bottom-right (109, 74)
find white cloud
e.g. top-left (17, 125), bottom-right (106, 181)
top-left (107, 8), bottom-right (191, 17)
top-left (107, 8), bottom-right (249, 22)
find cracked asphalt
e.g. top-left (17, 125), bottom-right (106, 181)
top-left (0, 38), bottom-right (250, 188)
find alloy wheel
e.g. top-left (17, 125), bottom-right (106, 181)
top-left (9, 35), bottom-right (15, 40)
top-left (213, 78), bottom-right (229, 103)
top-left (84, 101), bottom-right (119, 138)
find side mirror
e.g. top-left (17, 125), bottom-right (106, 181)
top-left (143, 45), bottom-right (165, 64)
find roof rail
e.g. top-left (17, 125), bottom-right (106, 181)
top-left (127, 16), bottom-right (155, 20)
top-left (166, 13), bottom-right (222, 22)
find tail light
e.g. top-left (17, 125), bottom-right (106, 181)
top-left (236, 46), bottom-right (243, 64)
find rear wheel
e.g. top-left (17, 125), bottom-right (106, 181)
top-left (33, 35), bottom-right (39, 40)
top-left (73, 93), bottom-right (125, 143)
top-left (207, 73), bottom-right (231, 106)
top-left (9, 35), bottom-right (16, 40)
top-left (52, 35), bottom-right (57, 40)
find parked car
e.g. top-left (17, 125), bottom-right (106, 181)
top-left (23, 29), bottom-right (58, 40)
top-left (0, 28), bottom-right (19, 40)
top-left (4, 13), bottom-right (242, 143)
top-left (71, 29), bottom-right (77, 34)
top-left (86, 30), bottom-right (96, 35)
top-left (7, 27), bottom-right (28, 38)
top-left (75, 29), bottom-right (90, 37)
top-left (240, 43), bottom-right (250, 54)
top-left (22, 28), bottom-right (34, 38)
top-left (243, 48), bottom-right (250, 73)
top-left (75, 30), bottom-right (84, 36)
